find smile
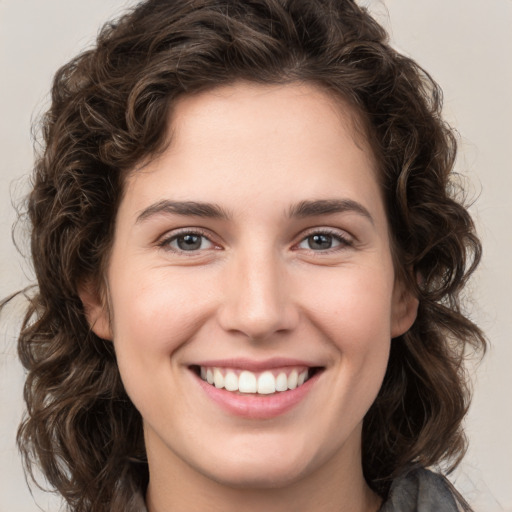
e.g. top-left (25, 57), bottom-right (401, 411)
top-left (189, 360), bottom-right (324, 419)
top-left (198, 366), bottom-right (311, 394)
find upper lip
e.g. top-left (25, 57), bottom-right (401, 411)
top-left (190, 357), bottom-right (322, 372)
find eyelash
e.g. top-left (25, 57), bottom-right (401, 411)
top-left (293, 228), bottom-right (353, 253)
top-left (157, 228), bottom-right (218, 254)
top-left (157, 227), bottom-right (353, 254)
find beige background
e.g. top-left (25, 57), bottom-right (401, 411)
top-left (1, 1), bottom-right (510, 510)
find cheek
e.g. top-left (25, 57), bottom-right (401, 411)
top-left (305, 265), bottom-right (395, 344)
top-left (110, 267), bottom-right (210, 345)
top-left (303, 265), bottom-right (394, 398)
top-left (107, 269), bottom-right (214, 397)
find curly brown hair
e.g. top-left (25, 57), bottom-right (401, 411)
top-left (5, 0), bottom-right (484, 510)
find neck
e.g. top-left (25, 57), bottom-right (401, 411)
top-left (144, 428), bottom-right (382, 512)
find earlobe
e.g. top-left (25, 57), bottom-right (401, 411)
top-left (78, 280), bottom-right (113, 341)
top-left (391, 282), bottom-right (419, 338)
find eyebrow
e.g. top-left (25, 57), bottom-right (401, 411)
top-left (136, 200), bottom-right (231, 223)
top-left (135, 198), bottom-right (373, 225)
top-left (288, 199), bottom-right (374, 224)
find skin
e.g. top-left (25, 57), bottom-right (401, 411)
top-left (82, 82), bottom-right (418, 512)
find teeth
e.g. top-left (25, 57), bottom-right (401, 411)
top-left (288, 370), bottom-right (298, 390)
top-left (213, 368), bottom-right (224, 389)
top-left (257, 371), bottom-right (275, 394)
top-left (198, 367), bottom-right (310, 394)
top-left (239, 371), bottom-right (257, 393)
top-left (224, 371), bottom-right (238, 392)
top-left (276, 372), bottom-right (288, 392)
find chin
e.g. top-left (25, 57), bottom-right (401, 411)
top-left (205, 463), bottom-right (307, 490)
top-left (195, 446), bottom-right (318, 490)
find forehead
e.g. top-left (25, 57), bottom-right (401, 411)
top-left (122, 81), bottom-right (384, 227)
top-left (168, 81), bottom-right (377, 169)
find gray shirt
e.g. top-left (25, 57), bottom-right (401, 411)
top-left (379, 467), bottom-right (467, 511)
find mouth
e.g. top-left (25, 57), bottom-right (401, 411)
top-left (189, 365), bottom-right (323, 395)
top-left (188, 358), bottom-right (325, 419)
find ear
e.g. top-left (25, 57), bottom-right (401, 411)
top-left (78, 280), bottom-right (113, 341)
top-left (390, 280), bottom-right (419, 338)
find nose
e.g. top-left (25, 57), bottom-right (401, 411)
top-left (217, 248), bottom-right (299, 341)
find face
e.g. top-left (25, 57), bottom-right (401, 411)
top-left (84, 82), bottom-right (416, 492)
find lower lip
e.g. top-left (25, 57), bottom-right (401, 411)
top-left (193, 371), bottom-right (320, 420)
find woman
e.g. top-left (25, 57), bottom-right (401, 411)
top-left (6, 0), bottom-right (485, 510)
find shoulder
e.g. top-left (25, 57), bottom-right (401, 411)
top-left (379, 466), bottom-right (470, 512)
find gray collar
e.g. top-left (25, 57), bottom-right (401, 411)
top-left (379, 467), bottom-right (466, 512)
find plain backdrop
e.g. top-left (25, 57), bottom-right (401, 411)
top-left (1, 1), bottom-right (511, 511)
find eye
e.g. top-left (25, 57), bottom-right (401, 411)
top-left (160, 231), bottom-right (216, 252)
top-left (296, 231), bottom-right (351, 251)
